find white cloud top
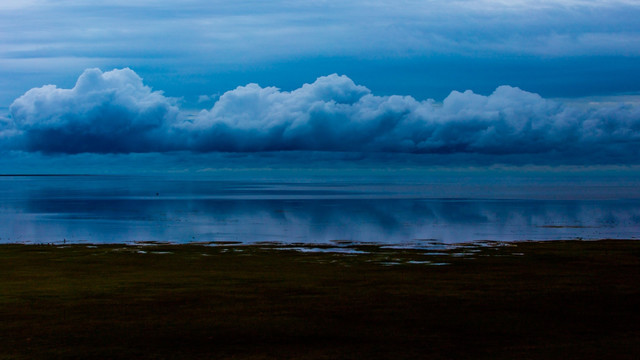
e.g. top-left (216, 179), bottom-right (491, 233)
top-left (1, 0), bottom-right (639, 112)
top-left (10, 68), bottom-right (179, 153)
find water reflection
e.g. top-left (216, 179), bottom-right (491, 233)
top-left (1, 176), bottom-right (639, 244)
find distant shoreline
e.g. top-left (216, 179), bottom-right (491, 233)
top-left (3, 237), bottom-right (640, 249)
top-left (0, 174), bottom-right (97, 176)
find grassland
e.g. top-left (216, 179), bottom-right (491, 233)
top-left (1, 240), bottom-right (639, 359)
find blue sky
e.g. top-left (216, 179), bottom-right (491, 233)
top-left (1, 0), bottom-right (640, 171)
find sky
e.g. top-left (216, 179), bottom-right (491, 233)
top-left (1, 0), bottom-right (640, 172)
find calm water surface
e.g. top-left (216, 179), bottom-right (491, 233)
top-left (1, 175), bottom-right (640, 245)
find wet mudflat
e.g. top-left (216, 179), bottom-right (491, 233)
top-left (1, 240), bottom-right (639, 359)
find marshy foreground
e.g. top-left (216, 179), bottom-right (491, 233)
top-left (1, 240), bottom-right (639, 359)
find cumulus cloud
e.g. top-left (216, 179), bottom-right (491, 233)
top-left (9, 68), bottom-right (180, 153)
top-left (5, 68), bottom-right (640, 164)
top-left (185, 74), bottom-right (640, 162)
top-left (0, 114), bottom-right (19, 150)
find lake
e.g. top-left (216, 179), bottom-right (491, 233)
top-left (1, 174), bottom-right (640, 246)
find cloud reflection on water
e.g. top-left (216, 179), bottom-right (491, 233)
top-left (1, 176), bottom-right (639, 245)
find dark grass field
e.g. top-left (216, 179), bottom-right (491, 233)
top-left (1, 240), bottom-right (639, 359)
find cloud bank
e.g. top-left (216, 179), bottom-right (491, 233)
top-left (3, 68), bottom-right (640, 164)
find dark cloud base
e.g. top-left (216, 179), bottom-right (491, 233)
top-left (2, 68), bottom-right (640, 165)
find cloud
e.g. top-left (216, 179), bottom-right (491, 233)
top-left (4, 1), bottom-right (640, 62)
top-left (9, 68), bottom-right (180, 153)
top-left (2, 0), bottom-right (640, 108)
top-left (0, 114), bottom-right (19, 150)
top-left (5, 68), bottom-right (640, 164)
top-left (186, 74), bottom-right (640, 162)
